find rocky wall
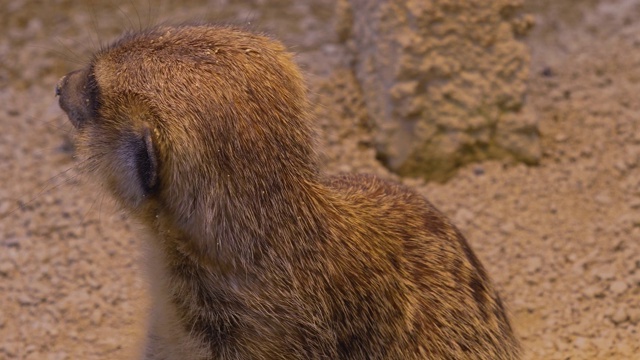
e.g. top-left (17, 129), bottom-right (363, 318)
top-left (345, 0), bottom-right (540, 181)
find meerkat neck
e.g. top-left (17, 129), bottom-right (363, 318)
top-left (155, 173), bottom-right (331, 274)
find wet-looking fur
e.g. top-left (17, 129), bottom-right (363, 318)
top-left (56, 24), bottom-right (520, 359)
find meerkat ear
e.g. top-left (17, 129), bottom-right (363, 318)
top-left (135, 127), bottom-right (159, 195)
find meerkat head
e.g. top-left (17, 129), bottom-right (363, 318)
top-left (57, 25), bottom-right (317, 233)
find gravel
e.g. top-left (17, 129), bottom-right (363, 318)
top-left (1, 0), bottom-right (639, 359)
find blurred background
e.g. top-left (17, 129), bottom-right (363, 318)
top-left (1, 0), bottom-right (639, 359)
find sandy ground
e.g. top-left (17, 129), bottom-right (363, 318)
top-left (1, 0), bottom-right (639, 359)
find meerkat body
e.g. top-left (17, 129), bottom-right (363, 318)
top-left (57, 25), bottom-right (520, 359)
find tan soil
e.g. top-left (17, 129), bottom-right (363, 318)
top-left (1, 0), bottom-right (638, 359)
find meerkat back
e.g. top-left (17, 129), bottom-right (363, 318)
top-left (56, 24), bottom-right (520, 359)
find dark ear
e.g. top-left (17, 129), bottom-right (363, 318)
top-left (135, 127), bottom-right (159, 195)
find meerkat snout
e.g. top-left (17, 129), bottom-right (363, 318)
top-left (56, 68), bottom-right (101, 129)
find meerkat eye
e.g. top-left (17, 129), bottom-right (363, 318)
top-left (134, 127), bottom-right (159, 195)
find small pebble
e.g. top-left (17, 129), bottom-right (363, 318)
top-left (499, 221), bottom-right (516, 235)
top-left (609, 280), bottom-right (628, 295)
top-left (594, 192), bottom-right (612, 205)
top-left (592, 265), bottom-right (616, 280)
top-left (583, 285), bottom-right (603, 298)
top-left (526, 256), bottom-right (543, 274)
top-left (541, 67), bottom-right (554, 77)
top-left (573, 336), bottom-right (588, 349)
top-left (626, 308), bottom-right (640, 325)
top-left (47, 351), bottom-right (69, 360)
top-left (0, 261), bottom-right (15, 275)
top-left (473, 166), bottom-right (485, 176)
top-left (555, 133), bottom-right (568, 142)
top-left (17, 294), bottom-right (34, 306)
top-left (611, 308), bottom-right (629, 325)
top-left (90, 309), bottom-right (103, 325)
top-left (454, 208), bottom-right (474, 225)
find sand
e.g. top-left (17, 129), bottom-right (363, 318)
top-left (0, 0), bottom-right (638, 359)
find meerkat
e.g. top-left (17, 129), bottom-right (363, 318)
top-left (56, 24), bottom-right (520, 359)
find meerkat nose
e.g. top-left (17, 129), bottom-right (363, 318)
top-left (55, 75), bottom-right (66, 97)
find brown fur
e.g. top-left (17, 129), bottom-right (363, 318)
top-left (56, 24), bottom-right (520, 359)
